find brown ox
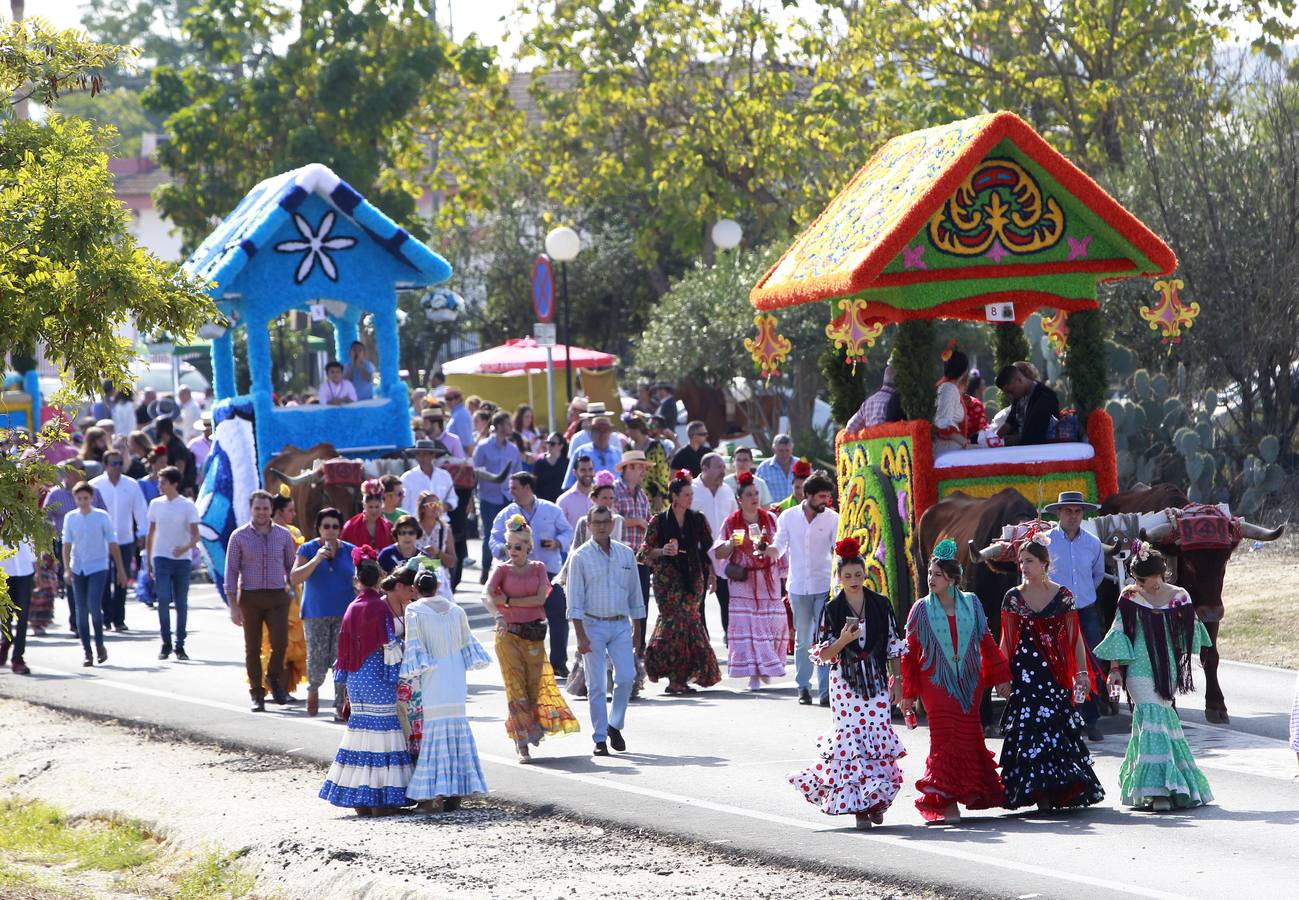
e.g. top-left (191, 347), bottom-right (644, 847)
top-left (1097, 482), bottom-right (1283, 724)
top-left (263, 443), bottom-right (360, 535)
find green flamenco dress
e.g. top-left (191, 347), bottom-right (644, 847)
top-left (1094, 587), bottom-right (1212, 809)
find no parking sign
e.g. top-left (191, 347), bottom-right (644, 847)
top-left (532, 255), bottom-right (556, 323)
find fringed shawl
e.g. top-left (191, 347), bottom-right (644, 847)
top-left (1001, 587), bottom-right (1093, 696)
top-left (822, 589), bottom-right (898, 697)
top-left (336, 588), bottom-right (394, 673)
top-left (721, 507), bottom-right (780, 596)
top-left (909, 589), bottom-right (986, 713)
top-left (1118, 586), bottom-right (1198, 701)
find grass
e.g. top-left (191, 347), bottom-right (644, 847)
top-left (172, 850), bottom-right (257, 900)
top-left (1216, 592), bottom-right (1299, 669)
top-left (0, 797), bottom-right (160, 871)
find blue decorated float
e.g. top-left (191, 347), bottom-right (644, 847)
top-left (189, 164), bottom-right (452, 598)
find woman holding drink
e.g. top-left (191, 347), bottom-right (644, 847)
top-left (712, 471), bottom-right (787, 690)
top-left (640, 470), bottom-right (720, 695)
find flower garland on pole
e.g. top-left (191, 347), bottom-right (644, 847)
top-left (745, 314), bottom-right (793, 381)
top-left (825, 298), bottom-right (884, 373)
top-left (1140, 278), bottom-right (1200, 345)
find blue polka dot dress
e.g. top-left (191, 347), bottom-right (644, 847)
top-left (319, 618), bottom-right (413, 808)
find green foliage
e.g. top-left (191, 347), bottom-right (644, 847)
top-left (820, 344), bottom-right (867, 427)
top-left (0, 797), bottom-right (159, 872)
top-left (634, 243), bottom-right (827, 442)
top-left (992, 322), bottom-right (1030, 378)
top-left (1064, 307), bottom-right (1106, 418)
top-left (143, 0), bottom-right (482, 252)
top-left (893, 320), bottom-right (935, 422)
top-left (53, 87), bottom-right (155, 157)
top-left (0, 21), bottom-right (214, 615)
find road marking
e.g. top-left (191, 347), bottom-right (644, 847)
top-left (26, 665), bottom-right (1196, 900)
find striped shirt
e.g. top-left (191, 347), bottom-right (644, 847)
top-left (613, 479), bottom-right (651, 553)
top-left (224, 522), bottom-right (297, 597)
top-left (565, 538), bottom-right (646, 621)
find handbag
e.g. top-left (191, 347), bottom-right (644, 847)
top-left (724, 561), bottom-right (749, 582)
top-left (508, 620), bottom-right (549, 642)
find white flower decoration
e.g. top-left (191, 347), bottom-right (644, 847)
top-left (1030, 531), bottom-right (1051, 548)
top-left (274, 211), bottom-right (357, 284)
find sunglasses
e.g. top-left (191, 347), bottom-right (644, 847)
top-left (507, 543), bottom-right (528, 552)
top-left (319, 523), bottom-right (341, 530)
top-left (397, 530), bottom-right (418, 537)
top-left (108, 460), bottom-right (123, 467)
top-left (546, 440), bottom-right (562, 446)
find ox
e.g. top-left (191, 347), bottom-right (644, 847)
top-left (915, 489), bottom-right (1039, 731)
top-left (1095, 483), bottom-right (1283, 724)
top-left (263, 443), bottom-right (361, 534)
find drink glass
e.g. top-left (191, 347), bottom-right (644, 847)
top-left (731, 528), bottom-right (746, 545)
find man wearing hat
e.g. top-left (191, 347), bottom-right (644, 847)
top-left (566, 400), bottom-right (610, 457)
top-left (1044, 490), bottom-right (1107, 742)
top-left (561, 413), bottom-right (622, 489)
top-left (187, 412), bottom-right (213, 471)
top-left (401, 439), bottom-right (458, 514)
top-left (613, 451), bottom-right (653, 653)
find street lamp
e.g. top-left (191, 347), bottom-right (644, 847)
top-left (712, 218), bottom-right (743, 252)
top-left (545, 225), bottom-right (581, 401)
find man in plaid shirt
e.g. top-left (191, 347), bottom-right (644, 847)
top-left (845, 364), bottom-right (900, 432)
top-left (613, 451), bottom-right (652, 654)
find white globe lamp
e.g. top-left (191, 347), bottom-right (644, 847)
top-left (712, 218), bottom-right (743, 251)
top-left (545, 226), bottom-right (581, 262)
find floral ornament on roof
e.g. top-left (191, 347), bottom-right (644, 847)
top-left (825, 298), bottom-right (884, 372)
top-left (744, 314), bottom-right (792, 379)
top-left (274, 211), bottom-right (357, 284)
top-left (1041, 309), bottom-right (1069, 354)
top-left (1140, 278), bottom-right (1200, 345)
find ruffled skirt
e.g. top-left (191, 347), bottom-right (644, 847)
top-left (914, 684), bottom-right (1004, 820)
top-left (1117, 676), bottom-right (1212, 808)
top-left (407, 717), bottom-right (489, 801)
top-left (319, 699), bottom-right (413, 808)
top-left (788, 667), bottom-right (904, 816)
top-left (726, 589), bottom-right (788, 679)
top-left (497, 631), bottom-right (580, 746)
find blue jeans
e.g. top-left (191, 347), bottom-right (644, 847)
top-left (73, 569), bottom-right (109, 655)
top-left (790, 591), bottom-right (829, 699)
top-left (580, 616), bottom-right (635, 743)
top-left (153, 557), bottom-right (192, 648)
top-left (545, 581), bottom-right (569, 672)
top-left (479, 500), bottom-right (506, 573)
top-left (1077, 605), bottom-right (1103, 724)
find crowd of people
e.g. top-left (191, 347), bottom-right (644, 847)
top-left (6, 368), bottom-right (1297, 830)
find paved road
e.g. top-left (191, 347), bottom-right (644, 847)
top-left (3, 559), bottom-right (1296, 900)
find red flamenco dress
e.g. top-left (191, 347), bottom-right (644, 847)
top-left (902, 591), bottom-right (1010, 821)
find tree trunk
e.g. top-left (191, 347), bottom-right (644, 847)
top-left (787, 354), bottom-right (819, 440)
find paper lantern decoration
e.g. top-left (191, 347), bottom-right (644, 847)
top-left (1140, 278), bottom-right (1200, 344)
top-left (1041, 309), bottom-right (1069, 353)
top-left (825, 298), bottom-right (884, 371)
top-left (744, 314), bottom-right (792, 379)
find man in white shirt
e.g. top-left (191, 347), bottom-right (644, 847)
top-left (89, 448), bottom-right (148, 632)
top-left (400, 440), bottom-right (458, 512)
top-left (176, 386), bottom-right (203, 440)
top-left (723, 446), bottom-right (772, 507)
top-left (771, 470), bottom-right (839, 706)
top-left (146, 466), bottom-right (201, 660)
top-left (187, 413), bottom-right (213, 472)
top-left (0, 540), bottom-right (37, 674)
top-left (319, 360), bottom-right (357, 405)
top-left (691, 452), bottom-right (738, 638)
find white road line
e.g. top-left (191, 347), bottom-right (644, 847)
top-left (28, 664), bottom-right (1195, 900)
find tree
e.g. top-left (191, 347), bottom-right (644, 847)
top-left (0, 20), bottom-right (214, 608)
top-left (142, 0), bottom-right (495, 253)
top-left (633, 243), bottom-right (828, 444)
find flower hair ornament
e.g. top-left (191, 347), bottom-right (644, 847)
top-left (940, 338), bottom-right (958, 363)
top-left (351, 544), bottom-right (378, 567)
top-left (736, 470), bottom-right (755, 487)
top-left (594, 470), bottom-right (616, 488)
top-left (1029, 531), bottom-right (1051, 549)
top-left (835, 536), bottom-right (862, 559)
top-left (931, 538), bottom-right (960, 574)
top-left (1132, 539), bottom-right (1152, 562)
top-left (672, 468), bottom-right (693, 483)
top-left (277, 482), bottom-right (292, 499)
top-left (506, 513), bottom-right (530, 534)
top-left (792, 459), bottom-right (813, 479)
top-left (361, 478), bottom-right (384, 498)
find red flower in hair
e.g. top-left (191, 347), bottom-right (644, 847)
top-left (351, 544), bottom-right (378, 566)
top-left (736, 470), bottom-right (755, 487)
top-left (672, 468), bottom-right (693, 483)
top-left (361, 478), bottom-right (384, 498)
top-left (151, 445), bottom-right (168, 458)
top-left (941, 337), bottom-right (958, 362)
top-left (835, 537), bottom-right (861, 559)
top-left (792, 459), bottom-right (812, 479)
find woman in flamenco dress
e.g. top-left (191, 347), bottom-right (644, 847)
top-left (998, 534), bottom-right (1105, 811)
top-left (789, 538), bottom-right (906, 829)
top-left (900, 539), bottom-right (1011, 825)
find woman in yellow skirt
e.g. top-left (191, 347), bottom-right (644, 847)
top-left (482, 515), bottom-right (579, 762)
top-left (263, 488), bottom-right (309, 698)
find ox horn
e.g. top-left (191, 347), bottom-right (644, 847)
top-left (1100, 541), bottom-right (1119, 557)
top-left (267, 467), bottom-right (323, 487)
top-left (1238, 520), bottom-right (1285, 542)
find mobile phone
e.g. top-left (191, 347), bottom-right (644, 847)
top-left (845, 616), bottom-right (859, 629)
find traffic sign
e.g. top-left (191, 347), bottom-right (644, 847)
top-left (532, 255), bottom-right (556, 323)
top-left (533, 322), bottom-right (557, 347)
